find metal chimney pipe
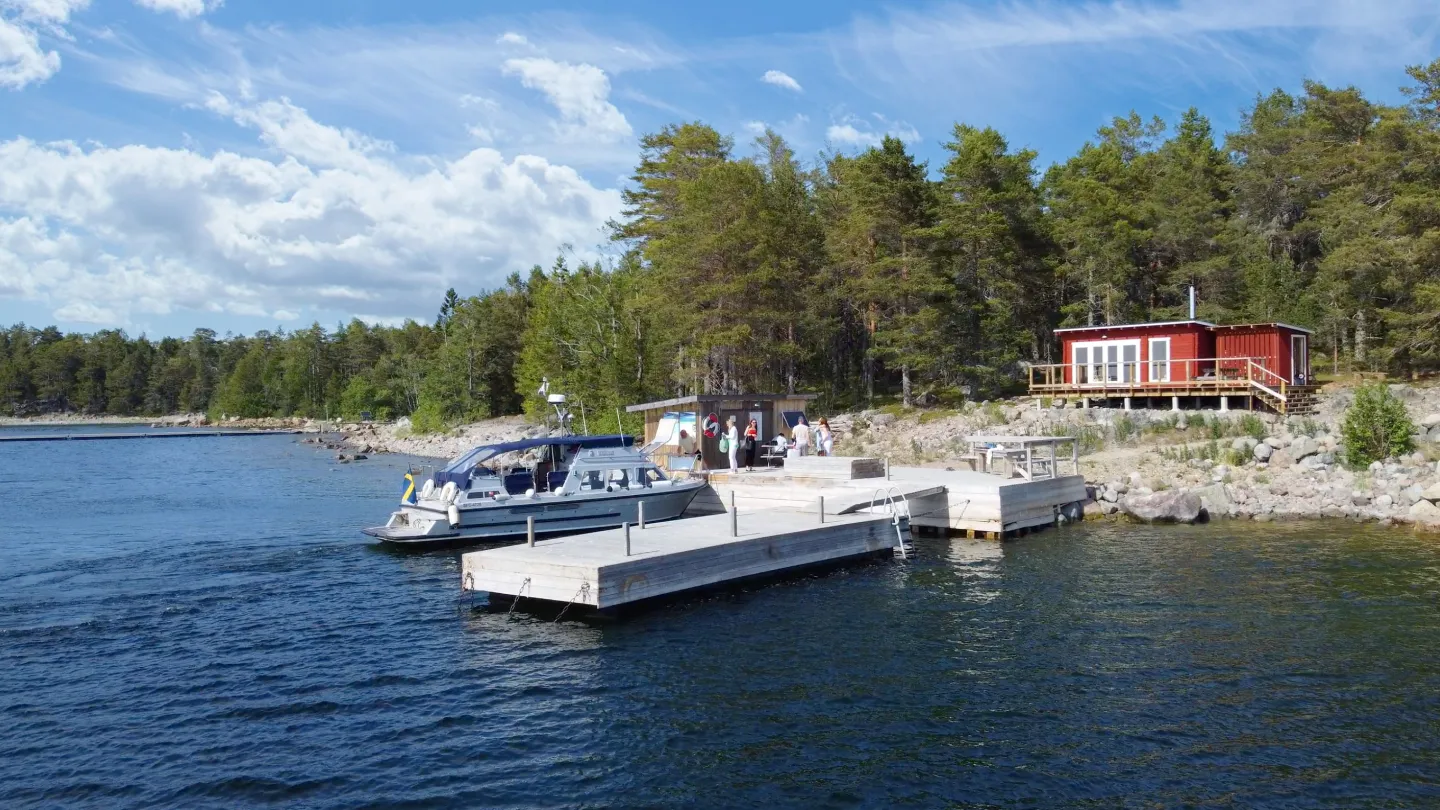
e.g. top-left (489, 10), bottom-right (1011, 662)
top-left (1189, 286), bottom-right (1196, 319)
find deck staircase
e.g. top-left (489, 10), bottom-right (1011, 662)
top-left (1251, 382), bottom-right (1319, 416)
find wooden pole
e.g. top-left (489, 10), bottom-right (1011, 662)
top-left (638, 500), bottom-right (646, 530)
top-left (818, 495), bottom-right (824, 524)
top-left (526, 515), bottom-right (535, 547)
top-left (624, 522), bottom-right (631, 556)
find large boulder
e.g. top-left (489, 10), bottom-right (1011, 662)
top-left (1290, 435), bottom-right (1319, 460)
top-left (1422, 482), bottom-right (1440, 503)
top-left (1253, 442), bottom-right (1274, 462)
top-left (1268, 449), bottom-right (1295, 469)
top-left (1409, 499), bottom-right (1440, 526)
top-left (1232, 437), bottom-right (1259, 453)
top-left (1120, 490), bottom-right (1204, 524)
top-left (1420, 413), bottom-right (1440, 429)
top-left (1192, 483), bottom-right (1233, 515)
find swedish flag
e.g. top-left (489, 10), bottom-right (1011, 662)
top-left (401, 472), bottom-right (418, 504)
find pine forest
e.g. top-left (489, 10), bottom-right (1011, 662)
top-left (5, 61), bottom-right (1440, 429)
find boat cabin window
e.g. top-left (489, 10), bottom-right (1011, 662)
top-left (607, 468), bottom-right (630, 488)
top-left (640, 468), bottom-right (666, 485)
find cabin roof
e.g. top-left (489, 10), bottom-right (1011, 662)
top-left (626, 393), bottom-right (818, 412)
top-left (1053, 319), bottom-right (1314, 335)
top-left (1052, 319), bottom-right (1215, 334)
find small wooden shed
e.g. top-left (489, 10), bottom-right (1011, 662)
top-left (626, 393), bottom-right (818, 469)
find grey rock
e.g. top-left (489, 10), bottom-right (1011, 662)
top-left (1268, 449), bottom-right (1295, 469)
top-left (1351, 492), bottom-right (1371, 506)
top-left (1101, 501), bottom-right (1121, 516)
top-left (1420, 412), bottom-right (1440, 429)
top-left (1253, 442), bottom-right (1273, 462)
top-left (1401, 485), bottom-right (1424, 506)
top-left (1291, 436), bottom-right (1319, 460)
top-left (1409, 499), bottom-right (1440, 525)
top-left (1083, 500), bottom-right (1105, 520)
top-left (1193, 483), bottom-right (1233, 514)
top-left (1376, 494), bottom-right (1394, 508)
top-left (871, 413), bottom-right (896, 427)
top-left (1422, 482), bottom-right (1440, 502)
top-left (1101, 488), bottom-right (1119, 503)
top-left (1120, 490), bottom-right (1204, 524)
top-left (1427, 425), bottom-right (1440, 443)
top-left (1232, 437), bottom-right (1259, 453)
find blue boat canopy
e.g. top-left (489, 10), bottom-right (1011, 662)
top-left (433, 434), bottom-right (634, 487)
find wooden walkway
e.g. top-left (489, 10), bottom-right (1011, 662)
top-left (0, 429), bottom-right (303, 443)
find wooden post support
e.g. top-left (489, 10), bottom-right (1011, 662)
top-left (638, 500), bottom-right (646, 530)
top-left (730, 491), bottom-right (737, 537)
top-left (885, 458), bottom-right (891, 480)
top-left (818, 495), bottom-right (824, 524)
top-left (624, 522), bottom-right (631, 556)
top-left (527, 515), bottom-right (535, 547)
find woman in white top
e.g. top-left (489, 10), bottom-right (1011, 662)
top-left (816, 417), bottom-right (834, 456)
top-left (725, 416), bottom-right (739, 471)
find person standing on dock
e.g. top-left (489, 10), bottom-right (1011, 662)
top-left (724, 416), bottom-right (739, 471)
top-left (816, 418), bottom-right (833, 456)
top-left (743, 418), bottom-right (759, 471)
top-left (792, 416), bottom-right (811, 457)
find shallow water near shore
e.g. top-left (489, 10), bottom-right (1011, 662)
top-left (3, 432), bottom-right (1440, 808)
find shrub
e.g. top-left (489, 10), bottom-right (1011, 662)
top-left (409, 399), bottom-right (449, 435)
top-left (1113, 415), bottom-right (1138, 443)
top-left (1238, 414), bottom-right (1267, 440)
top-left (1057, 424), bottom-right (1105, 455)
top-left (981, 401), bottom-right (1008, 425)
top-left (1341, 383), bottom-right (1415, 467)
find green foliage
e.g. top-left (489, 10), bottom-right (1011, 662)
top-left (916, 408), bottom-right (959, 425)
top-left (7, 57), bottom-right (1440, 422)
top-left (1238, 414), bottom-right (1268, 440)
top-left (1057, 423), bottom-right (1106, 455)
top-left (1113, 415), bottom-right (1138, 443)
top-left (408, 399), bottom-right (449, 435)
top-left (1340, 383), bottom-right (1416, 467)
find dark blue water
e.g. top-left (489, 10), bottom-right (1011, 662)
top-left (3, 432), bottom-right (1440, 808)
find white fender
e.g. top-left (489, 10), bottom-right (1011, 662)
top-left (446, 503), bottom-right (460, 528)
top-left (420, 479), bottom-right (436, 500)
top-left (440, 481), bottom-right (458, 504)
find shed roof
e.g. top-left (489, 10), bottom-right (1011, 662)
top-left (1053, 319), bottom-right (1215, 334)
top-left (626, 393), bottom-right (818, 413)
top-left (1210, 322), bottom-right (1315, 335)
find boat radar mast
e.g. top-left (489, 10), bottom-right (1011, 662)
top-left (537, 377), bottom-right (576, 436)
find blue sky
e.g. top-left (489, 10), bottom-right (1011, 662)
top-left (3, 0), bottom-right (1439, 338)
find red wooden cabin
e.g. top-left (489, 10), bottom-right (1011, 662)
top-left (1029, 319), bottom-right (1316, 414)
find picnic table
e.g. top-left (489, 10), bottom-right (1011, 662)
top-left (962, 435), bottom-right (1080, 480)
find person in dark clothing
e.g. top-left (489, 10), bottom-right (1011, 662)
top-left (743, 418), bottom-right (759, 471)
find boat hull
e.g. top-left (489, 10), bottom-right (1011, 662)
top-left (363, 483), bottom-right (705, 548)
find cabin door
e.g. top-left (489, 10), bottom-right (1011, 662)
top-left (1291, 335), bottom-right (1309, 384)
top-left (1074, 340), bottom-right (1140, 386)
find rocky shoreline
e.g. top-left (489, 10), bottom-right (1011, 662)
top-left (21, 383), bottom-right (1437, 530)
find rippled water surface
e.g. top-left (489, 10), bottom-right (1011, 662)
top-left (3, 430), bottom-right (1440, 808)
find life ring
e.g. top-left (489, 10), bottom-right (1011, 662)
top-left (440, 481), bottom-right (459, 504)
top-left (420, 479), bottom-right (436, 499)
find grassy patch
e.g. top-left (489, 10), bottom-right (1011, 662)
top-left (916, 408), bottom-right (960, 425)
top-left (1113, 415), bottom-right (1139, 443)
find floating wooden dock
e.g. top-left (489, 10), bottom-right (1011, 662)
top-left (0, 429), bottom-right (303, 443)
top-left (462, 454), bottom-right (1088, 614)
top-left (461, 508), bottom-right (904, 612)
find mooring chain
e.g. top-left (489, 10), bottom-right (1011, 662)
top-left (553, 581), bottom-right (590, 623)
top-left (506, 577), bottom-right (532, 617)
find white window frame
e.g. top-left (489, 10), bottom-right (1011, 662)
top-left (1148, 337), bottom-right (1171, 383)
top-left (1073, 339), bottom-right (1141, 386)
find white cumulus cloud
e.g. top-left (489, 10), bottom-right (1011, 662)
top-left (826, 114), bottom-right (919, 149)
top-left (133, 0), bottom-right (220, 18)
top-left (496, 31), bottom-right (528, 46)
top-left (0, 0), bottom-right (88, 89)
top-left (761, 69), bottom-right (802, 92)
top-left (502, 56), bottom-right (633, 142)
top-left (0, 95), bottom-right (623, 327)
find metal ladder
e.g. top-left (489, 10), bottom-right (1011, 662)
top-left (869, 486), bottom-right (914, 559)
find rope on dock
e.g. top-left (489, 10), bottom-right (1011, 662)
top-left (553, 581), bottom-right (590, 623)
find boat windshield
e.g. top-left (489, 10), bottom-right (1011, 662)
top-left (442, 445), bottom-right (500, 473)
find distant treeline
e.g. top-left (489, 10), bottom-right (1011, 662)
top-left (4, 59), bottom-right (1439, 425)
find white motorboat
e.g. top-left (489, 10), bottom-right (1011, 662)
top-left (362, 434), bottom-right (705, 547)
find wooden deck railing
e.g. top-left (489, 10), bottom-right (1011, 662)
top-left (1027, 356), bottom-right (1288, 402)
